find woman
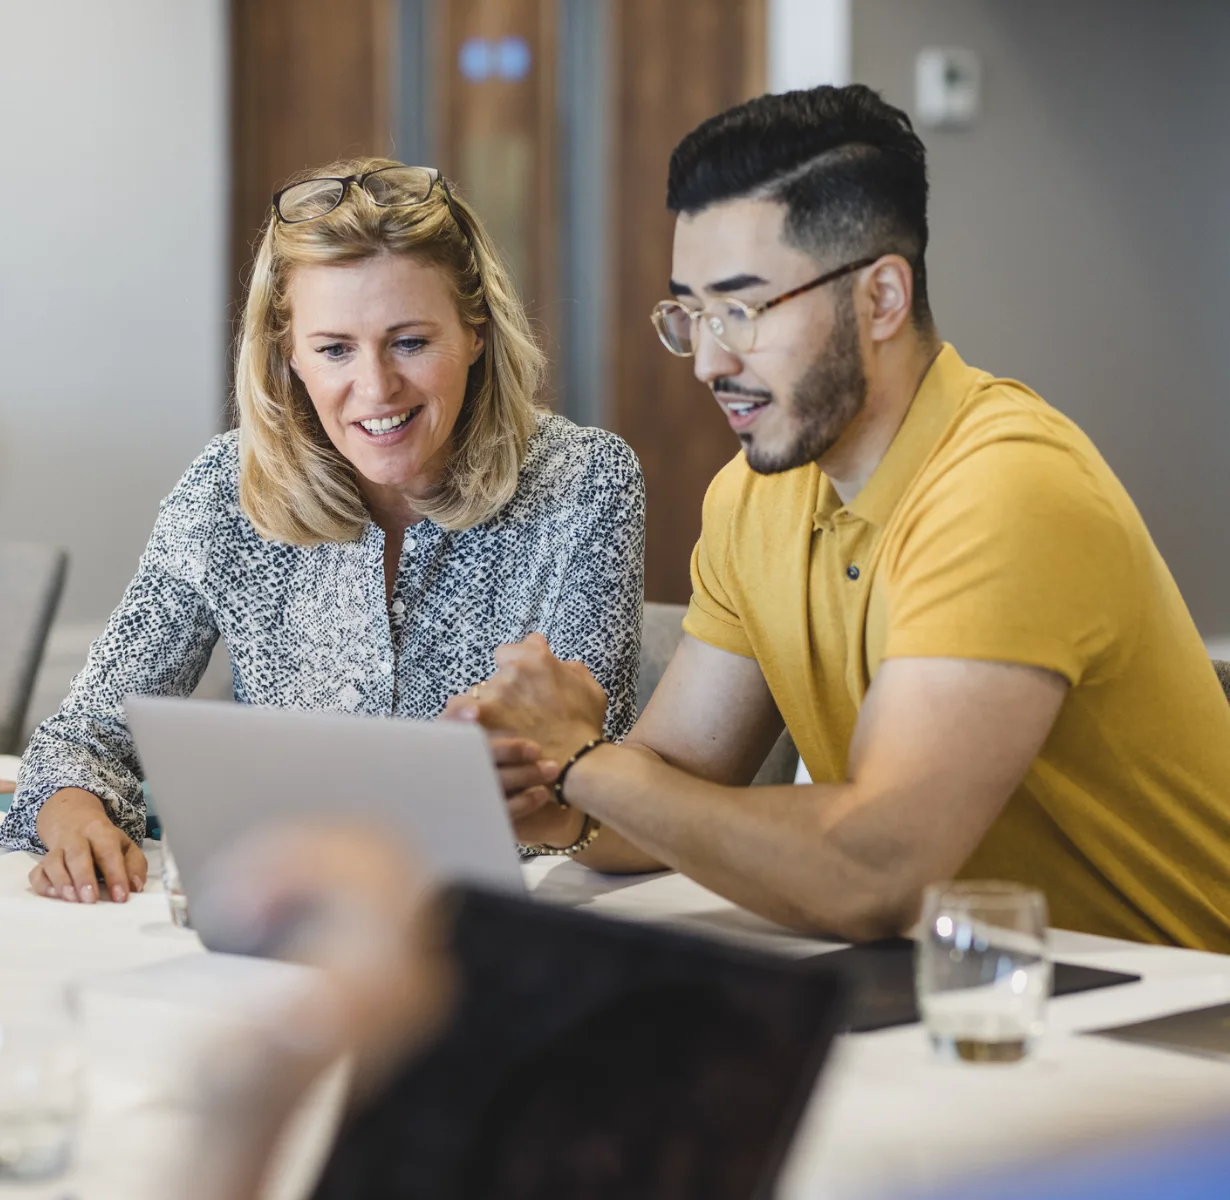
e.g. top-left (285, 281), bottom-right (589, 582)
top-left (1, 158), bottom-right (644, 901)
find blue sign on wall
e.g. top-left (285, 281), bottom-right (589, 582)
top-left (458, 36), bottom-right (532, 83)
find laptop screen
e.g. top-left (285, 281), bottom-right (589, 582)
top-left (310, 887), bottom-right (846, 1200)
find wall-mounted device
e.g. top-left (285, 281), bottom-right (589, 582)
top-left (915, 47), bottom-right (981, 128)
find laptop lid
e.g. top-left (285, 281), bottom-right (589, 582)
top-left (311, 885), bottom-right (848, 1200)
top-left (125, 697), bottom-right (524, 952)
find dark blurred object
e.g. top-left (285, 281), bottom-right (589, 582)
top-left (815, 938), bottom-right (1139, 1033)
top-left (640, 601), bottom-right (799, 785)
top-left (911, 1117), bottom-right (1230, 1199)
top-left (311, 886), bottom-right (845, 1200)
top-left (1213, 660), bottom-right (1230, 704)
top-left (0, 543), bottom-right (67, 754)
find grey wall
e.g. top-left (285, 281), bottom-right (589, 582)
top-left (853, 0), bottom-right (1230, 639)
top-left (0, 1), bottom-right (229, 626)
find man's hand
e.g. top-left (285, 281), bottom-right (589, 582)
top-left (30, 788), bottom-right (147, 904)
top-left (448, 634), bottom-right (608, 766)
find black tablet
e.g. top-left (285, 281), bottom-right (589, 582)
top-left (310, 887), bottom-right (846, 1200)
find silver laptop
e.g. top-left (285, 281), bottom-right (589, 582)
top-left (124, 696), bottom-right (524, 950)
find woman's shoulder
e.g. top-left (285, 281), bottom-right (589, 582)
top-left (517, 412), bottom-right (643, 498)
top-left (152, 432), bottom-right (245, 547)
top-left (170, 429), bottom-right (239, 489)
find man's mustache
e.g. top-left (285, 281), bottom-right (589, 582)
top-left (713, 380), bottom-right (772, 402)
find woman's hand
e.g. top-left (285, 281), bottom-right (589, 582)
top-left (30, 788), bottom-right (147, 903)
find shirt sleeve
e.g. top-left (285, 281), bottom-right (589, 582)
top-left (0, 445), bottom-right (225, 852)
top-left (682, 463), bottom-right (755, 658)
top-left (880, 438), bottom-right (1139, 686)
top-left (546, 432), bottom-right (646, 741)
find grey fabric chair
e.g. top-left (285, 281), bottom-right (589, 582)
top-left (0, 543), bottom-right (68, 755)
top-left (639, 601), bottom-right (800, 786)
top-left (1214, 660), bottom-right (1230, 704)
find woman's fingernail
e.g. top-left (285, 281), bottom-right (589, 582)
top-left (61, 886), bottom-right (76, 903)
top-left (113, 884), bottom-right (127, 903)
top-left (540, 760), bottom-right (560, 778)
top-left (131, 876), bottom-right (144, 893)
top-left (79, 883), bottom-right (96, 903)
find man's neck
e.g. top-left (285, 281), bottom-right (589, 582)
top-left (822, 332), bottom-right (943, 506)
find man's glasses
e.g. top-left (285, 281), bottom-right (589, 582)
top-left (272, 165), bottom-right (464, 231)
top-left (650, 256), bottom-right (879, 357)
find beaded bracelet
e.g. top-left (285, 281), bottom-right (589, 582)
top-left (552, 737), bottom-right (607, 809)
top-left (518, 814), bottom-right (602, 860)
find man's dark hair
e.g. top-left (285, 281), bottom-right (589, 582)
top-left (667, 84), bottom-right (933, 327)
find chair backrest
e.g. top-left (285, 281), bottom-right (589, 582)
top-left (1214, 660), bottom-right (1230, 705)
top-left (0, 543), bottom-right (68, 755)
top-left (640, 601), bottom-right (799, 786)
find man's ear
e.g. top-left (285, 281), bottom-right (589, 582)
top-left (865, 255), bottom-right (914, 343)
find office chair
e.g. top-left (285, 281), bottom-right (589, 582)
top-left (0, 543), bottom-right (68, 755)
top-left (640, 601), bottom-right (799, 786)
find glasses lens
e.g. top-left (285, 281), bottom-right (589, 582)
top-left (708, 300), bottom-right (754, 353)
top-left (653, 303), bottom-right (695, 356)
top-left (363, 166), bottom-right (435, 208)
top-left (276, 179), bottom-right (345, 223)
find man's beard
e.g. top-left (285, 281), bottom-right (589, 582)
top-left (743, 289), bottom-right (867, 475)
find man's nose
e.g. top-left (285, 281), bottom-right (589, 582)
top-left (692, 320), bottom-right (743, 387)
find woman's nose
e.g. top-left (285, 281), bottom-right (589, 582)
top-left (354, 350), bottom-right (400, 404)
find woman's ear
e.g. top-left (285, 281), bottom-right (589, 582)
top-left (469, 325), bottom-right (486, 365)
top-left (288, 353), bottom-right (303, 381)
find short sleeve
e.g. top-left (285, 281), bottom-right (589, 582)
top-left (683, 465), bottom-right (755, 658)
top-left (881, 440), bottom-right (1138, 686)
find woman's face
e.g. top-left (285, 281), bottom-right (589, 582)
top-left (288, 253), bottom-right (483, 514)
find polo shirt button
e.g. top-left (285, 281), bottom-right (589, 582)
top-left (846, 565), bottom-right (860, 581)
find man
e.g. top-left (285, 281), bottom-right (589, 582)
top-left (449, 85), bottom-right (1230, 948)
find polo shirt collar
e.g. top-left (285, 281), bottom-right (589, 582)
top-left (817, 343), bottom-right (978, 531)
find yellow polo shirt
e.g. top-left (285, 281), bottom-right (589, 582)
top-left (684, 344), bottom-right (1230, 950)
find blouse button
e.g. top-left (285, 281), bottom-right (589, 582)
top-left (391, 599), bottom-right (406, 615)
top-left (846, 564), bottom-right (860, 581)
top-left (406, 535), bottom-right (418, 552)
top-left (379, 660), bottom-right (392, 676)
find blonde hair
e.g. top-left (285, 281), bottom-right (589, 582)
top-left (235, 156), bottom-right (545, 543)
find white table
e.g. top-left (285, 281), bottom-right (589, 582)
top-left (3, 846), bottom-right (1230, 1199)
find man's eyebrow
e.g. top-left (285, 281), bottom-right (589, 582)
top-left (705, 272), bottom-right (769, 294)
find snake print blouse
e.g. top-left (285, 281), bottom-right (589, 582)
top-left (1, 413), bottom-right (645, 852)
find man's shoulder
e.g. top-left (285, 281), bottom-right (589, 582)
top-left (929, 371), bottom-right (1114, 504)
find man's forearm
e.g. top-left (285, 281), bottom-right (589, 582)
top-left (564, 744), bottom-right (918, 939)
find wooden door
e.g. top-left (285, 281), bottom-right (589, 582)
top-left (610, 1), bottom-right (766, 603)
top-left (230, 0), bottom-right (394, 325)
top-left (434, 0), bottom-right (559, 397)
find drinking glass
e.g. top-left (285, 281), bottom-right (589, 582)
top-left (916, 881), bottom-right (1050, 1063)
top-left (0, 989), bottom-right (80, 1180)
